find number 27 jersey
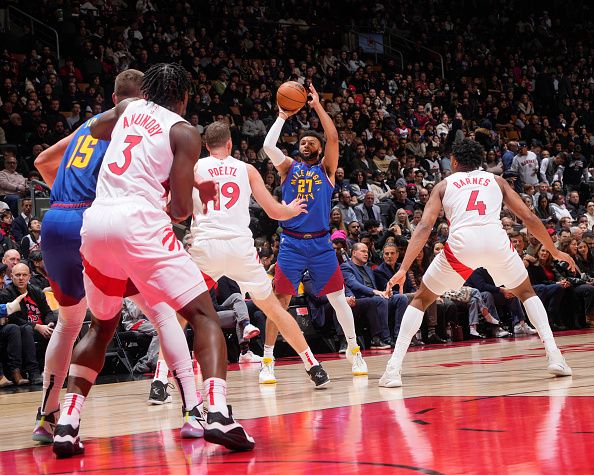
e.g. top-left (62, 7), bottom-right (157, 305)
top-left (442, 170), bottom-right (503, 234)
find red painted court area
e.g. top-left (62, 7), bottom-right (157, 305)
top-left (3, 395), bottom-right (593, 474)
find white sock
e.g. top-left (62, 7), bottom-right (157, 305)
top-left (523, 295), bottom-right (558, 353)
top-left (327, 289), bottom-right (357, 341)
top-left (58, 393), bottom-right (85, 429)
top-left (389, 306), bottom-right (424, 369)
top-left (264, 344), bottom-right (275, 360)
top-left (204, 377), bottom-right (228, 417)
top-left (41, 299), bottom-right (87, 414)
top-left (130, 297), bottom-right (200, 410)
top-left (298, 347), bottom-right (319, 371)
top-left (154, 360), bottom-right (169, 383)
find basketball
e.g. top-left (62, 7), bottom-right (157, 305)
top-left (276, 81), bottom-right (308, 112)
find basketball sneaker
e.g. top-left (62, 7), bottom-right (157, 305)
top-left (514, 322), bottom-right (538, 335)
top-left (53, 423), bottom-right (84, 458)
top-left (180, 403), bottom-right (206, 438)
top-left (349, 347), bottom-right (368, 376)
top-left (148, 380), bottom-right (173, 405)
top-left (204, 405), bottom-right (255, 451)
top-left (259, 357), bottom-right (276, 384)
top-left (378, 363), bottom-right (402, 388)
top-left (546, 349), bottom-right (572, 377)
top-left (238, 350), bottom-right (262, 364)
top-left (32, 407), bottom-right (59, 444)
top-left (306, 364), bottom-right (330, 388)
top-left (242, 323), bottom-right (260, 340)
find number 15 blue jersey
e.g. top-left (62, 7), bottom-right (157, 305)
top-left (50, 114), bottom-right (109, 204)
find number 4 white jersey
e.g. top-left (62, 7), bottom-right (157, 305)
top-left (442, 170), bottom-right (503, 234)
top-left (96, 99), bottom-right (187, 210)
top-left (191, 155), bottom-right (252, 241)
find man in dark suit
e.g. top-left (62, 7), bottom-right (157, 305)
top-left (11, 198), bottom-right (32, 242)
top-left (341, 243), bottom-right (407, 348)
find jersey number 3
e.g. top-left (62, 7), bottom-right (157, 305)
top-left (108, 135), bottom-right (142, 175)
top-left (466, 190), bottom-right (486, 215)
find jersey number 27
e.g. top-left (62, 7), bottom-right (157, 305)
top-left (465, 190), bottom-right (486, 215)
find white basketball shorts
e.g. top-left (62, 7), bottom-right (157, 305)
top-left (80, 198), bottom-right (207, 319)
top-left (189, 236), bottom-right (272, 300)
top-left (423, 225), bottom-right (528, 296)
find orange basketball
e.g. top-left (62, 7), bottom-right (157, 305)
top-left (276, 81), bottom-right (308, 112)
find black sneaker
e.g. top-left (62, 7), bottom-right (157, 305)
top-left (29, 372), bottom-right (43, 385)
top-left (370, 337), bottom-right (390, 349)
top-left (306, 364), bottom-right (330, 389)
top-left (53, 423), bottom-right (84, 458)
top-left (204, 405), bottom-right (255, 451)
top-left (148, 380), bottom-right (173, 405)
top-left (338, 338), bottom-right (347, 354)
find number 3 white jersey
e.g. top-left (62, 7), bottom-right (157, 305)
top-left (442, 170), bottom-right (503, 234)
top-left (96, 99), bottom-right (187, 209)
top-left (191, 155), bottom-right (252, 241)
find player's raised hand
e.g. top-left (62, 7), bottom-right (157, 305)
top-left (278, 106), bottom-right (299, 121)
top-left (307, 84), bottom-right (320, 109)
top-left (282, 198), bottom-right (308, 219)
top-left (387, 269), bottom-right (406, 294)
top-left (194, 177), bottom-right (219, 213)
top-left (554, 251), bottom-right (577, 273)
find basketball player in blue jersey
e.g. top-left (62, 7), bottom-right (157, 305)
top-left (261, 85), bottom-right (367, 383)
top-left (31, 70), bottom-right (207, 452)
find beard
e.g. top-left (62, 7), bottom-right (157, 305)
top-left (299, 149), bottom-right (320, 163)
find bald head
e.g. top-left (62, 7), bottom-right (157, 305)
top-left (11, 263), bottom-right (30, 291)
top-left (2, 249), bottom-right (21, 274)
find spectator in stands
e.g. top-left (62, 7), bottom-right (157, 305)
top-left (511, 141), bottom-right (539, 186)
top-left (1, 263), bottom-right (56, 384)
top-left (341, 243), bottom-right (406, 348)
top-left (121, 298), bottom-right (161, 374)
top-left (336, 191), bottom-right (357, 225)
top-left (350, 169), bottom-right (370, 202)
top-left (0, 153), bottom-right (28, 216)
top-left (549, 193), bottom-right (573, 221)
top-left (346, 220), bottom-right (361, 249)
top-left (329, 207), bottom-right (347, 232)
top-left (11, 198), bottom-right (32, 242)
top-left (354, 191), bottom-right (383, 227)
top-left (28, 251), bottom-right (49, 291)
top-left (536, 194), bottom-right (553, 221)
top-left (2, 249), bottom-right (20, 286)
top-left (0, 286), bottom-right (34, 385)
top-left (465, 268), bottom-right (532, 337)
top-left (20, 217), bottom-right (41, 260)
top-left (566, 191), bottom-right (585, 220)
top-left (242, 110), bottom-right (267, 148)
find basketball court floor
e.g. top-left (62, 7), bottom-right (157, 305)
top-left (1, 330), bottom-right (594, 474)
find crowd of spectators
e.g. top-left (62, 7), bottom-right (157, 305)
top-left (2, 0), bottom-right (594, 383)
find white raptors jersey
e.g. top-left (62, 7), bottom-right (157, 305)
top-left (442, 170), bottom-right (503, 234)
top-left (191, 155), bottom-right (252, 241)
top-left (96, 100), bottom-right (187, 209)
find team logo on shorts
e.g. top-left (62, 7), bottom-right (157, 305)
top-left (162, 228), bottom-right (181, 252)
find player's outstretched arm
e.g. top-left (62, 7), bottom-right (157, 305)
top-left (387, 180), bottom-right (446, 291)
top-left (169, 122), bottom-right (202, 222)
top-left (90, 98), bottom-right (138, 141)
top-left (309, 85), bottom-right (339, 179)
top-left (263, 110), bottom-right (293, 180)
top-left (247, 164), bottom-right (307, 220)
top-left (34, 129), bottom-right (78, 187)
top-left (496, 175), bottom-right (576, 271)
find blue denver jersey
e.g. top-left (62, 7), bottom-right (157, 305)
top-left (50, 114), bottom-right (109, 204)
top-left (281, 160), bottom-right (334, 233)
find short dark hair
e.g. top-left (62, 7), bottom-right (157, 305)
top-left (299, 130), bottom-right (325, 149)
top-left (452, 139), bottom-right (484, 169)
top-left (363, 219), bottom-right (380, 231)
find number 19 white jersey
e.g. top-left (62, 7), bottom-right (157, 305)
top-left (442, 170), bottom-right (503, 234)
top-left (191, 155), bottom-right (252, 241)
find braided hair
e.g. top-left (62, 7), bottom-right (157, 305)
top-left (141, 63), bottom-right (190, 110)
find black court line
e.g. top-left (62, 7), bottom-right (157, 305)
top-left (412, 419), bottom-right (430, 425)
top-left (459, 428), bottom-right (506, 433)
top-left (415, 408), bottom-right (435, 414)
top-left (45, 459), bottom-right (446, 475)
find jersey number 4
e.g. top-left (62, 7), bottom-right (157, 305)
top-left (213, 182), bottom-right (240, 210)
top-left (108, 135), bottom-right (142, 175)
top-left (466, 190), bottom-right (486, 215)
